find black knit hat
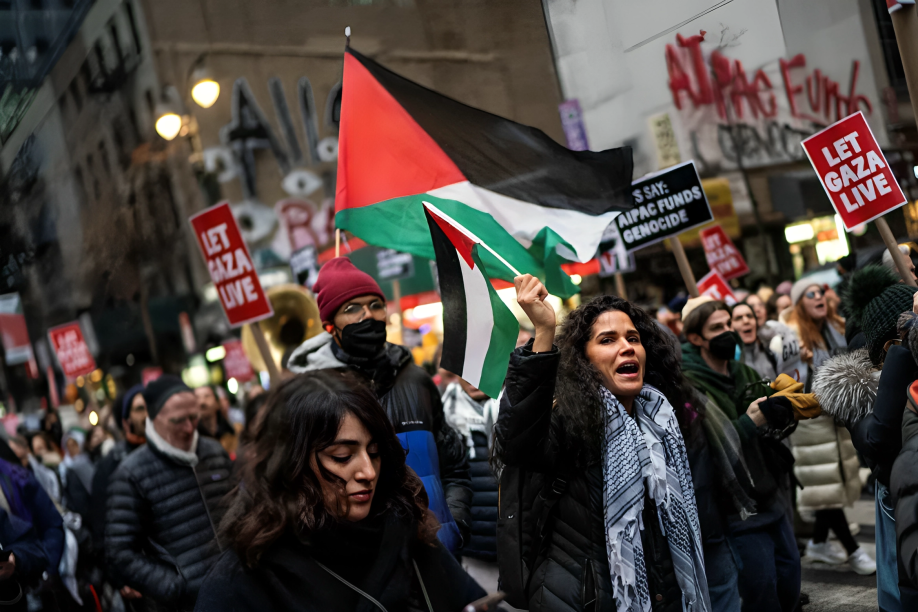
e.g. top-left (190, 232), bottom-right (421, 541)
top-left (845, 265), bottom-right (917, 365)
top-left (141, 375), bottom-right (192, 420)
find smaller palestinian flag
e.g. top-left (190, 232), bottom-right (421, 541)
top-left (425, 202), bottom-right (519, 398)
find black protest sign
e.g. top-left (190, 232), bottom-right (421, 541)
top-left (290, 246), bottom-right (319, 289)
top-left (616, 161), bottom-right (712, 252)
top-left (376, 249), bottom-right (415, 281)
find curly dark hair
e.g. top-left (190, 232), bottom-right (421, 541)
top-left (220, 369), bottom-right (438, 568)
top-left (555, 295), bottom-right (685, 466)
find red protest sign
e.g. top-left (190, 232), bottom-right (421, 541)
top-left (190, 202), bottom-right (273, 327)
top-left (697, 270), bottom-right (737, 305)
top-left (801, 111), bottom-right (906, 230)
top-left (48, 322), bottom-right (96, 379)
top-left (222, 339), bottom-right (254, 382)
top-left (699, 225), bottom-right (749, 280)
top-left (888, 0), bottom-right (915, 13)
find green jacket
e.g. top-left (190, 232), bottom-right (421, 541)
top-left (681, 342), bottom-right (773, 441)
top-left (681, 342), bottom-right (783, 509)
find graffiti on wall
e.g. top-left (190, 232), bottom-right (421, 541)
top-left (664, 31), bottom-right (875, 172)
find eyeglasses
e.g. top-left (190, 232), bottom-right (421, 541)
top-left (340, 300), bottom-right (386, 317)
top-left (167, 414), bottom-right (200, 426)
top-left (804, 289), bottom-right (824, 299)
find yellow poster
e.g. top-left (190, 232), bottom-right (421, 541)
top-left (676, 177), bottom-right (740, 248)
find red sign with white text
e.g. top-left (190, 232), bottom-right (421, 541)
top-left (48, 322), bottom-right (96, 379)
top-left (801, 111), bottom-right (906, 230)
top-left (190, 202), bottom-right (273, 327)
top-left (699, 225), bottom-right (749, 281)
top-left (222, 339), bottom-right (254, 382)
top-left (697, 270), bottom-right (737, 305)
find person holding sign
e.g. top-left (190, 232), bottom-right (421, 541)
top-left (287, 257), bottom-right (472, 553)
top-left (495, 275), bottom-right (711, 612)
top-left (680, 298), bottom-right (801, 612)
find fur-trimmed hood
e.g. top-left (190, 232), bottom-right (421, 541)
top-left (812, 348), bottom-right (880, 425)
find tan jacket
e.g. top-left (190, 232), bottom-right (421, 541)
top-left (790, 414), bottom-right (861, 512)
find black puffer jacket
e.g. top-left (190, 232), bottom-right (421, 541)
top-left (105, 436), bottom-right (232, 610)
top-left (850, 346), bottom-right (917, 487)
top-left (496, 346), bottom-right (680, 612)
top-left (892, 402), bottom-right (918, 597)
top-left (91, 439), bottom-right (143, 545)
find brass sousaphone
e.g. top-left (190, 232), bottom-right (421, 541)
top-left (241, 284), bottom-right (322, 373)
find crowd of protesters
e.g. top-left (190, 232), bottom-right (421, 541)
top-left (10, 252), bottom-right (918, 611)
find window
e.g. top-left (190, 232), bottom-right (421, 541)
top-left (109, 22), bottom-right (123, 62)
top-left (69, 80), bottom-right (82, 111)
top-left (98, 141), bottom-right (110, 176)
top-left (94, 42), bottom-right (107, 77)
top-left (125, 1), bottom-right (142, 55)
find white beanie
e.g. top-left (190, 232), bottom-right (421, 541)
top-left (681, 295), bottom-right (714, 321)
top-left (790, 278), bottom-right (822, 305)
top-left (881, 245), bottom-right (910, 272)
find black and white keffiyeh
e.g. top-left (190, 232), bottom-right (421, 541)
top-left (600, 386), bottom-right (710, 612)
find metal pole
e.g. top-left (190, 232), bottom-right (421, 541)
top-left (669, 238), bottom-right (700, 297)
top-left (250, 323), bottom-right (281, 385)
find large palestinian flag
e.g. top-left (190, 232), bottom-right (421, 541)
top-left (335, 48), bottom-right (634, 298)
top-left (425, 203), bottom-right (518, 398)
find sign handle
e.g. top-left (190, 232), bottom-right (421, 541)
top-left (669, 237), bottom-right (700, 297)
top-left (875, 217), bottom-right (917, 287)
top-left (614, 273), bottom-right (628, 301)
top-left (249, 322), bottom-right (281, 386)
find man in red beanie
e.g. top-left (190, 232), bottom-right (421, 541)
top-left (288, 257), bottom-right (472, 552)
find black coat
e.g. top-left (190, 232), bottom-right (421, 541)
top-left (195, 516), bottom-right (485, 612)
top-left (466, 428), bottom-right (498, 561)
top-left (851, 345), bottom-right (917, 487)
top-left (495, 346), bottom-right (680, 612)
top-left (893, 407), bottom-right (918, 595)
top-left (105, 436), bottom-right (232, 610)
top-left (90, 440), bottom-right (142, 545)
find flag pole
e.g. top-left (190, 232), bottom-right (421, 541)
top-left (669, 237), bottom-right (699, 297)
top-left (335, 26), bottom-right (349, 260)
top-left (614, 272), bottom-right (628, 300)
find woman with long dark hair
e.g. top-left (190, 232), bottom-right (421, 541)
top-left (195, 369), bottom-right (484, 611)
top-left (496, 275), bottom-right (712, 612)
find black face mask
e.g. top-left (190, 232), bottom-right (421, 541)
top-left (707, 330), bottom-right (738, 361)
top-left (337, 318), bottom-right (387, 360)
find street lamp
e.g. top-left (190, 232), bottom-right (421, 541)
top-left (191, 67), bottom-right (220, 108)
top-left (154, 107), bottom-right (182, 140)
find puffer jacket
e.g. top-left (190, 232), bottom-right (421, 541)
top-left (892, 393), bottom-right (918, 590)
top-left (105, 434), bottom-right (232, 610)
top-left (814, 347), bottom-right (914, 488)
top-left (288, 333), bottom-right (472, 551)
top-left (442, 383), bottom-right (500, 560)
top-left (495, 346), bottom-right (681, 612)
top-left (790, 415), bottom-right (860, 513)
